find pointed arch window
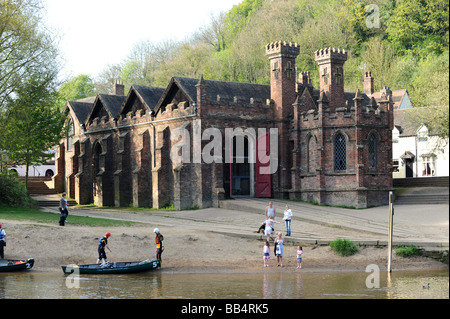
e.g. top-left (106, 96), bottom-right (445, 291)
top-left (67, 119), bottom-right (74, 151)
top-left (307, 135), bottom-right (317, 173)
top-left (334, 133), bottom-right (346, 171)
top-left (94, 143), bottom-right (102, 175)
top-left (368, 134), bottom-right (377, 171)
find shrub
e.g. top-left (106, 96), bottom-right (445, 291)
top-left (0, 173), bottom-right (36, 207)
top-left (329, 238), bottom-right (359, 257)
top-left (395, 245), bottom-right (422, 258)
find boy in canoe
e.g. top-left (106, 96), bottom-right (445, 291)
top-left (97, 232), bottom-right (111, 265)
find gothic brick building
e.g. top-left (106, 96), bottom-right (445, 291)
top-left (54, 41), bottom-right (394, 209)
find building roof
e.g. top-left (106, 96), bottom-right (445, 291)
top-left (154, 76), bottom-right (271, 114)
top-left (65, 96), bottom-right (96, 125)
top-left (297, 83), bottom-right (373, 108)
top-left (372, 89), bottom-right (409, 110)
top-left (119, 85), bottom-right (165, 115)
top-left (86, 94), bottom-right (126, 125)
top-left (394, 108), bottom-right (440, 136)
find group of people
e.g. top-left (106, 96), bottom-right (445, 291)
top-left (260, 202), bottom-right (303, 268)
top-left (57, 193), bottom-right (165, 267)
top-left (95, 228), bottom-right (165, 266)
top-left (96, 228), bottom-right (165, 266)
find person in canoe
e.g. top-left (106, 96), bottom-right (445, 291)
top-left (97, 232), bottom-right (111, 265)
top-left (0, 223), bottom-right (6, 259)
top-left (154, 228), bottom-right (164, 264)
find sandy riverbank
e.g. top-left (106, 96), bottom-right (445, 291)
top-left (2, 220), bottom-right (447, 274)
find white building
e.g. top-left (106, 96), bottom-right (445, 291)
top-left (393, 109), bottom-right (449, 178)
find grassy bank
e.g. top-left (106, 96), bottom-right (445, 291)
top-left (0, 205), bottom-right (137, 227)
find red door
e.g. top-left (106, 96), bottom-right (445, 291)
top-left (255, 132), bottom-right (271, 197)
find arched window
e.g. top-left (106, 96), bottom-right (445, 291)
top-left (334, 133), bottom-right (346, 171)
top-left (307, 135), bottom-right (316, 173)
top-left (94, 143), bottom-right (102, 174)
top-left (368, 134), bottom-right (377, 171)
top-left (67, 120), bottom-right (74, 151)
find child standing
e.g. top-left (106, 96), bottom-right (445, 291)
top-left (263, 241), bottom-right (270, 267)
top-left (97, 232), bottom-right (111, 265)
top-left (297, 246), bottom-right (303, 269)
top-left (262, 215), bottom-right (279, 242)
top-left (274, 232), bottom-right (284, 267)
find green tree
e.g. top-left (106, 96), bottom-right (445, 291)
top-left (0, 0), bottom-right (59, 109)
top-left (362, 36), bottom-right (395, 89)
top-left (56, 74), bottom-right (96, 108)
top-left (0, 74), bottom-right (66, 189)
top-left (223, 0), bottom-right (265, 43)
top-left (387, 0), bottom-right (449, 55)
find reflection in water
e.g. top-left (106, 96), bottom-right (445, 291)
top-left (0, 270), bottom-right (448, 299)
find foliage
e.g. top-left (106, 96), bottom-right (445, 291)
top-left (0, 0), bottom-right (60, 110)
top-left (91, 0), bottom-right (448, 137)
top-left (0, 173), bottom-right (36, 207)
top-left (0, 73), bottom-right (66, 188)
top-left (329, 238), bottom-right (359, 256)
top-left (0, 0), bottom-right (63, 188)
top-left (395, 245), bottom-right (423, 257)
top-left (56, 74), bottom-right (96, 109)
top-left (387, 0), bottom-right (449, 55)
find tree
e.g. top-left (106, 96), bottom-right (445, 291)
top-left (0, 74), bottom-right (66, 189)
top-left (362, 36), bottom-right (395, 89)
top-left (95, 63), bottom-right (123, 94)
top-left (195, 12), bottom-right (228, 52)
top-left (0, 0), bottom-right (59, 109)
top-left (56, 74), bottom-right (96, 108)
top-left (387, 0), bottom-right (449, 55)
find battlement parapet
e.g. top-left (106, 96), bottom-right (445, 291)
top-left (213, 95), bottom-right (271, 109)
top-left (266, 41), bottom-right (300, 59)
top-left (314, 47), bottom-right (348, 64)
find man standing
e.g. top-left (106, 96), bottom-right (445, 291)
top-left (154, 228), bottom-right (164, 265)
top-left (0, 224), bottom-right (6, 259)
top-left (59, 193), bottom-right (69, 226)
top-left (265, 201), bottom-right (276, 219)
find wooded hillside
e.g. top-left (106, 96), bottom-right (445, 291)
top-left (95, 0), bottom-right (448, 110)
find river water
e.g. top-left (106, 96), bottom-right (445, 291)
top-left (0, 269), bottom-right (448, 299)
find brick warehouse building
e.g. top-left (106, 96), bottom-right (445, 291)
top-left (54, 41), bottom-right (394, 209)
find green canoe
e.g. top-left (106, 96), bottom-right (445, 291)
top-left (0, 258), bottom-right (35, 272)
top-left (61, 259), bottom-right (160, 275)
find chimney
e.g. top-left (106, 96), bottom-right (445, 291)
top-left (113, 79), bottom-right (124, 96)
top-left (363, 71), bottom-right (374, 96)
top-left (265, 41), bottom-right (300, 120)
top-left (314, 48), bottom-right (348, 111)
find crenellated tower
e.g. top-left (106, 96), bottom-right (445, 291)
top-left (314, 48), bottom-right (348, 111)
top-left (266, 41), bottom-right (300, 196)
top-left (266, 41), bottom-right (300, 120)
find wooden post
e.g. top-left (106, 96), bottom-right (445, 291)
top-left (387, 191), bottom-right (394, 272)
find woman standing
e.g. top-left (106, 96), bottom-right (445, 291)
top-left (283, 205), bottom-right (293, 236)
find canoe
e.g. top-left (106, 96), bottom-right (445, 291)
top-left (0, 258), bottom-right (35, 272)
top-left (61, 259), bottom-right (160, 275)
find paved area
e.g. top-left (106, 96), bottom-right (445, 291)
top-left (35, 195), bottom-right (449, 251)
